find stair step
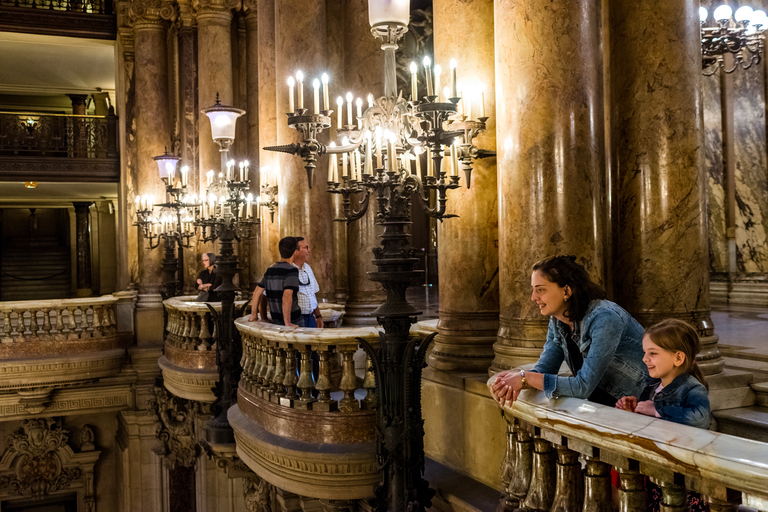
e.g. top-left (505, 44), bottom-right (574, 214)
top-left (713, 406), bottom-right (768, 442)
top-left (753, 383), bottom-right (768, 407)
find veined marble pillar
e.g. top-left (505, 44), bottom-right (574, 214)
top-left (131, 1), bottom-right (174, 344)
top-left (257, 0), bottom-right (281, 270)
top-left (74, 202), bottom-right (94, 297)
top-left (343, 0), bottom-right (385, 325)
top-left (275, 0), bottom-right (333, 297)
top-left (195, 0), bottom-right (235, 184)
top-left (430, 0), bottom-right (499, 371)
top-left (244, 1), bottom-right (261, 285)
top-left (610, 1), bottom-right (723, 375)
top-left (491, 0), bottom-right (606, 371)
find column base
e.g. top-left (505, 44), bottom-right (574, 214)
top-left (344, 301), bottom-right (383, 326)
top-left (428, 311), bottom-right (499, 373)
top-left (491, 317), bottom-right (549, 373)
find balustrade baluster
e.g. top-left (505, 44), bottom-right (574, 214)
top-left (2, 311), bottom-right (11, 342)
top-left (550, 445), bottom-right (583, 512)
top-left (238, 336), bottom-right (251, 390)
top-left (199, 313), bottom-right (212, 350)
top-left (251, 343), bottom-right (264, 392)
top-left (181, 314), bottom-right (192, 347)
top-left (85, 307), bottom-right (95, 333)
top-left (63, 308), bottom-right (73, 335)
top-left (273, 347), bottom-right (287, 397)
top-left (508, 427), bottom-right (534, 508)
top-left (314, 347), bottom-right (337, 412)
top-left (282, 347), bottom-right (299, 403)
top-left (91, 305), bottom-right (102, 333)
top-left (264, 346), bottom-right (276, 399)
top-left (54, 308), bottom-right (64, 335)
top-left (34, 309), bottom-right (44, 335)
top-left (190, 314), bottom-right (200, 347)
top-left (23, 309), bottom-right (34, 336)
top-left (519, 435), bottom-right (555, 511)
top-left (74, 307), bottom-right (84, 334)
top-left (656, 479), bottom-right (687, 512)
top-left (617, 465), bottom-right (645, 512)
top-left (706, 492), bottom-right (741, 512)
top-left (10, 311), bottom-right (21, 339)
top-left (295, 347), bottom-right (317, 408)
top-left (582, 457), bottom-right (613, 512)
top-left (41, 308), bottom-right (52, 335)
top-left (497, 422), bottom-right (518, 512)
top-left (362, 353), bottom-right (377, 410)
top-left (258, 345), bottom-right (271, 395)
top-left (108, 305), bottom-right (117, 331)
top-left (338, 348), bottom-right (359, 412)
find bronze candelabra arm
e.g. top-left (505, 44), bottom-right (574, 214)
top-left (327, 176), bottom-right (371, 223)
top-left (417, 172), bottom-right (460, 221)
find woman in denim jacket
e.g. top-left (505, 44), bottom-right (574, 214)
top-left (492, 256), bottom-right (648, 406)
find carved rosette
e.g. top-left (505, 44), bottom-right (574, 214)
top-left (0, 418), bottom-right (101, 506)
top-left (149, 387), bottom-right (201, 469)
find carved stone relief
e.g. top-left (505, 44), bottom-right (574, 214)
top-left (0, 418), bottom-right (101, 510)
top-left (149, 386), bottom-right (201, 469)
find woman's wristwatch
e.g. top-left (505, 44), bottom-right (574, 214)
top-left (519, 369), bottom-right (527, 389)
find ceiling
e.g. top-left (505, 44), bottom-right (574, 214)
top-left (0, 31), bottom-right (116, 98)
top-left (0, 182), bottom-right (118, 207)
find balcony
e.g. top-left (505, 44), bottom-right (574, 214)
top-left (0, 112), bottom-right (119, 183)
top-left (0, 294), bottom-right (125, 416)
top-left (0, 0), bottom-right (116, 40)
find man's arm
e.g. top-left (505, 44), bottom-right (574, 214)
top-left (282, 289), bottom-right (297, 327)
top-left (312, 307), bottom-right (324, 328)
top-left (248, 285), bottom-right (265, 322)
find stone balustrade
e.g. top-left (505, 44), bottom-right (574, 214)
top-left (0, 295), bottom-right (124, 408)
top-left (488, 379), bottom-right (768, 512)
top-left (229, 317), bottom-right (387, 501)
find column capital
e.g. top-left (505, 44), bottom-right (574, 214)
top-left (193, 0), bottom-right (240, 20)
top-left (242, 0), bottom-right (257, 17)
top-left (129, 0), bottom-right (177, 27)
top-left (176, 0), bottom-right (197, 27)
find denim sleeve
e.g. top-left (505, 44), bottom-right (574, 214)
top-left (532, 323), bottom-right (566, 398)
top-left (549, 309), bottom-right (624, 399)
top-left (656, 386), bottom-right (712, 429)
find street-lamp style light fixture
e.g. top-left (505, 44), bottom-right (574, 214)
top-left (701, 4), bottom-right (767, 75)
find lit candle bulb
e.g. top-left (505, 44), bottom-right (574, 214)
top-left (341, 137), bottom-right (349, 178)
top-left (367, 93), bottom-right (374, 109)
top-left (135, 195), bottom-right (141, 209)
top-left (410, 61), bottom-right (418, 101)
top-left (364, 131), bottom-right (373, 176)
top-left (247, 193), bottom-right (253, 218)
top-left (287, 76), bottom-right (295, 113)
top-left (336, 96), bottom-right (343, 129)
top-left (443, 86), bottom-right (451, 105)
top-left (345, 92), bottom-right (353, 127)
top-left (414, 147), bottom-right (422, 177)
top-left (239, 161), bottom-right (245, 181)
top-left (321, 73), bottom-right (330, 111)
top-left (296, 71), bottom-right (304, 109)
top-left (446, 144), bottom-right (453, 176)
top-left (423, 56), bottom-right (433, 96)
top-left (453, 138), bottom-right (461, 176)
top-left (449, 59), bottom-right (458, 98)
top-left (354, 148), bottom-right (361, 181)
top-left (434, 64), bottom-right (442, 102)
top-left (355, 97), bottom-right (363, 127)
top-left (207, 170), bottom-right (214, 186)
top-left (427, 147), bottom-right (434, 176)
top-left (480, 85), bottom-right (485, 118)
top-left (181, 165), bottom-right (189, 187)
top-left (313, 78), bottom-right (320, 114)
top-left (328, 141), bottom-right (338, 182)
top-left (244, 160), bottom-right (249, 181)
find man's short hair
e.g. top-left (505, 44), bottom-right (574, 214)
top-left (278, 236), bottom-right (304, 258)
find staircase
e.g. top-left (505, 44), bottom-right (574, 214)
top-left (0, 237), bottom-right (71, 300)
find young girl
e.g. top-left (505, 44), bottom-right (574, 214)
top-left (616, 318), bottom-right (712, 511)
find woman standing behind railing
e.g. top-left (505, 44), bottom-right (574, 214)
top-left (491, 255), bottom-right (648, 406)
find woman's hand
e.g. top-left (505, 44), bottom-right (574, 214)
top-left (491, 371), bottom-right (523, 404)
top-left (615, 396), bottom-right (638, 412)
top-left (634, 400), bottom-right (657, 417)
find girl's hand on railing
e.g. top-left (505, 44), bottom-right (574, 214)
top-left (634, 400), bottom-right (658, 417)
top-left (615, 396), bottom-right (637, 412)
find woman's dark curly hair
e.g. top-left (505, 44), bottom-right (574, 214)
top-left (532, 255), bottom-right (606, 322)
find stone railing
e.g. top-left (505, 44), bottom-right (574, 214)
top-left (489, 380), bottom-right (768, 512)
top-left (0, 295), bottom-right (124, 407)
top-left (229, 318), bottom-right (384, 501)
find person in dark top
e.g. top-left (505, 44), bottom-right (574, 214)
top-left (248, 237), bottom-right (302, 326)
top-left (196, 252), bottom-right (223, 302)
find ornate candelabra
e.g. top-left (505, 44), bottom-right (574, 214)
top-left (197, 98), bottom-right (259, 444)
top-left (701, 4), bottom-right (767, 75)
top-left (267, 2), bottom-right (494, 510)
top-left (135, 149), bottom-right (197, 299)
top-left (257, 166), bottom-right (279, 223)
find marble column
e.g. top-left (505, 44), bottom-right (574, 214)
top-left (195, 0), bottom-right (235, 186)
top-left (274, 0), bottom-right (333, 297)
top-left (342, 0), bottom-right (385, 324)
top-left (430, 0), bottom-right (499, 371)
top-left (74, 202), bottom-right (94, 297)
top-left (244, 0), bottom-right (261, 285)
top-left (610, 0), bottom-right (723, 375)
top-left (491, 0), bottom-right (606, 371)
top-left (115, 24), bottom-right (135, 292)
top-left (131, 0), bottom-right (174, 344)
top-left (257, 0), bottom-right (281, 270)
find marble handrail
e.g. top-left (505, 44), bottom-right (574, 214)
top-left (0, 295), bottom-right (117, 344)
top-left (488, 377), bottom-right (768, 511)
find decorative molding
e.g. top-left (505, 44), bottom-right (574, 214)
top-left (0, 349), bottom-right (125, 392)
top-left (0, 7), bottom-right (117, 40)
top-left (200, 440), bottom-right (253, 478)
top-left (0, 384), bottom-right (133, 421)
top-left (0, 157), bottom-right (120, 183)
top-left (0, 418), bottom-right (101, 507)
top-left (148, 386), bottom-right (201, 469)
top-left (158, 356), bottom-right (218, 402)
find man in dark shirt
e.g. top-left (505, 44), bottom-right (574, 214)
top-left (248, 236), bottom-right (303, 326)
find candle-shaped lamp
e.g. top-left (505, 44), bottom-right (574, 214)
top-left (287, 76), bottom-right (295, 112)
top-left (355, 97), bottom-right (363, 127)
top-left (244, 160), bottom-right (249, 181)
top-left (321, 73), bottom-right (330, 110)
top-left (367, 93), bottom-right (374, 109)
top-left (341, 137), bottom-right (349, 178)
top-left (207, 169), bottom-right (214, 186)
top-left (375, 126), bottom-right (383, 169)
top-left (312, 78), bottom-right (320, 114)
top-left (449, 58), bottom-right (458, 98)
top-left (181, 165), bottom-right (189, 187)
top-left (336, 96), bottom-right (343, 129)
top-left (434, 64), bottom-right (442, 102)
top-left (423, 56), bottom-right (433, 96)
top-left (345, 92), bottom-right (353, 126)
top-left (328, 141), bottom-right (338, 182)
top-left (296, 70), bottom-right (304, 109)
top-left (410, 61), bottom-right (418, 101)
top-left (480, 85), bottom-right (485, 118)
top-left (364, 131), bottom-right (373, 176)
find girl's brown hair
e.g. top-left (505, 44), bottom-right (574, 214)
top-left (645, 319), bottom-right (708, 390)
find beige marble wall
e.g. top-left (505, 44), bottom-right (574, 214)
top-left (431, 0), bottom-right (499, 372)
top-left (274, 0), bottom-right (333, 297)
top-left (492, 0), bottom-right (605, 371)
top-left (342, 0), bottom-right (386, 324)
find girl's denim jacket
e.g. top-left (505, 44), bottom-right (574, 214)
top-left (532, 300), bottom-right (648, 401)
top-left (638, 373), bottom-right (712, 429)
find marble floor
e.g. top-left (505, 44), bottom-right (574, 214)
top-left (407, 286), bottom-right (768, 380)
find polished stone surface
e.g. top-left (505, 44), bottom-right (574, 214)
top-left (493, 0), bottom-right (605, 371)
